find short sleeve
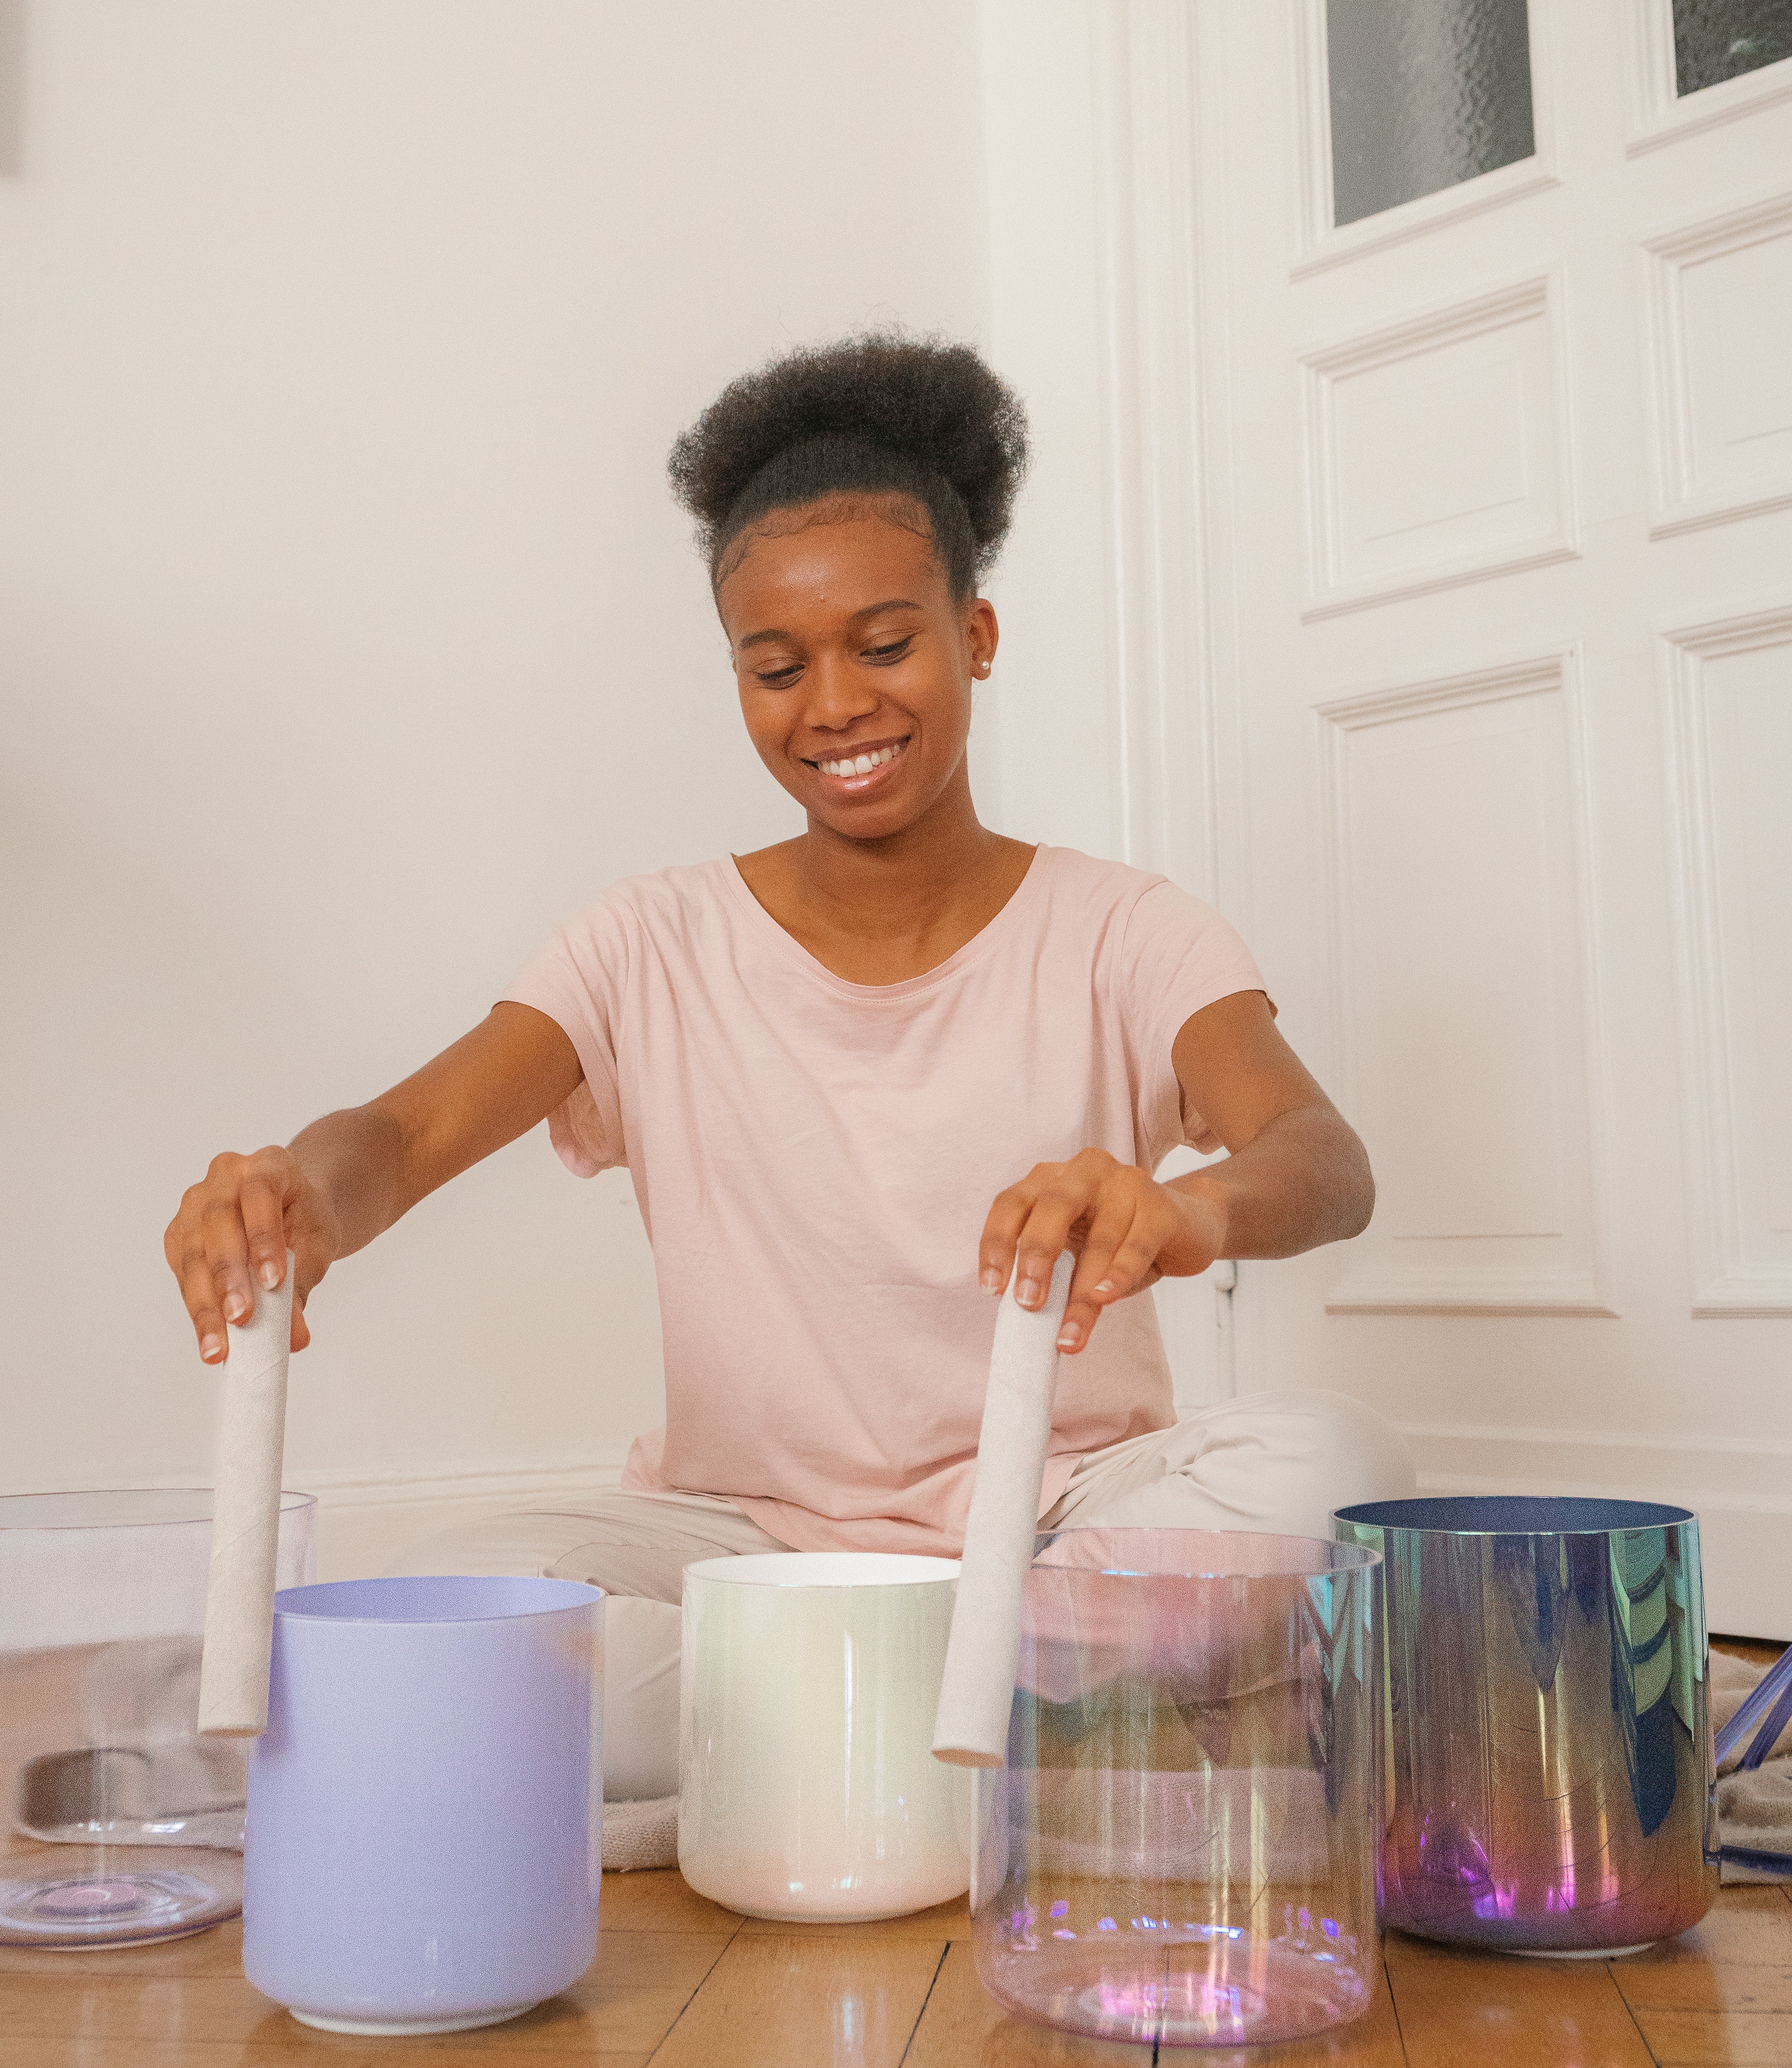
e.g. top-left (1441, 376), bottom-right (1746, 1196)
top-left (502, 903), bottom-right (630, 1178)
top-left (1119, 881), bottom-right (1270, 1156)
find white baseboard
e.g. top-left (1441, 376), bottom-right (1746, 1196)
top-left (1399, 1422), bottom-right (1792, 1642)
top-left (292, 1457), bottom-right (629, 1582)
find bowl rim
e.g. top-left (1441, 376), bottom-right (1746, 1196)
top-left (0, 1488), bottom-right (316, 1531)
top-left (1334, 1494), bottom-right (1696, 1536)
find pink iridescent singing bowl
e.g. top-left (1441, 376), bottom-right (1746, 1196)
top-left (1334, 1496), bottom-right (1718, 1957)
top-left (970, 1528), bottom-right (1382, 2050)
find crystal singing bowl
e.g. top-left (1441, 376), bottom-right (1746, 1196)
top-left (1335, 1496), bottom-right (1719, 1955)
top-left (0, 1489), bottom-right (316, 1949)
top-left (971, 1528), bottom-right (1382, 2050)
top-left (680, 1553), bottom-right (971, 1922)
top-left (244, 1576), bottom-right (603, 2035)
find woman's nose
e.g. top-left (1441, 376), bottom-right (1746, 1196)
top-left (803, 653), bottom-right (881, 731)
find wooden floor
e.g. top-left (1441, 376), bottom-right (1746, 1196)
top-left (6, 1638), bottom-right (1785, 2066)
top-left (3, 1870), bottom-right (1789, 2067)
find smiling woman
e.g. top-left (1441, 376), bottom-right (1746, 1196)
top-left (162, 332), bottom-right (1413, 1821)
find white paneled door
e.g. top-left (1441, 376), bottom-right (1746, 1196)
top-left (1187, 0), bottom-right (1792, 1634)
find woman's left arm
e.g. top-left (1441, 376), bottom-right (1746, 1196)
top-left (977, 990), bottom-right (1373, 1353)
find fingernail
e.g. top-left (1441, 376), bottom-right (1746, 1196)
top-left (1094, 1280), bottom-right (1114, 1296)
top-left (200, 1335), bottom-right (223, 1361)
top-left (980, 1267), bottom-right (1004, 1294)
top-left (1057, 1324), bottom-right (1082, 1350)
top-left (260, 1259), bottom-right (280, 1289)
top-left (223, 1292), bottom-right (247, 1323)
top-left (1018, 1278), bottom-right (1042, 1307)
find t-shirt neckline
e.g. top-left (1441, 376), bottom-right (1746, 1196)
top-left (720, 843), bottom-right (1053, 1000)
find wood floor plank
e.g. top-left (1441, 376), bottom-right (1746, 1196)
top-left (648, 1932), bottom-right (946, 2068)
top-left (0, 1971), bottom-right (281, 2044)
top-left (1626, 1887), bottom-right (1792, 1968)
top-left (0, 1915), bottom-right (247, 1976)
top-left (586, 1929), bottom-right (733, 1992)
top-left (902, 1938), bottom-right (1407, 2066)
top-left (1712, 1638), bottom-right (1789, 1671)
top-left (0, 1964), bottom-right (689, 2055)
top-left (734, 1893), bottom-right (971, 1941)
top-left (1628, 2006), bottom-right (1792, 2065)
top-left (1613, 1960), bottom-right (1792, 2012)
top-left (1384, 1933), bottom-right (1654, 2068)
top-left (900, 1941), bottom-right (1153, 2065)
top-left (5, 2048), bottom-right (652, 2068)
top-left (596, 1869), bottom-right (744, 1935)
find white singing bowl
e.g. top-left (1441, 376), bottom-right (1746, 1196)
top-left (678, 1553), bottom-right (971, 1922)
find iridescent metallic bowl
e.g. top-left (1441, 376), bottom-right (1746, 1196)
top-left (1334, 1496), bottom-right (1718, 1956)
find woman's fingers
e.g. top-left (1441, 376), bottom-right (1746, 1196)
top-left (171, 1220), bottom-right (230, 1363)
top-left (1089, 1211), bottom-right (1168, 1304)
top-left (1058, 1184), bottom-right (1140, 1352)
top-left (237, 1159), bottom-right (292, 1292)
top-left (198, 1184), bottom-right (255, 1333)
top-left (978, 1170), bottom-right (1049, 1295)
top-left (166, 1144), bottom-right (321, 1364)
top-left (1012, 1172), bottom-right (1097, 1309)
top-left (978, 1152), bottom-right (1226, 1357)
top-left (980, 1152), bottom-right (1124, 1308)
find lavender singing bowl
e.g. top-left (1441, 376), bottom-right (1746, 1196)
top-left (244, 1577), bottom-right (602, 2035)
top-left (1334, 1497), bottom-right (1718, 1955)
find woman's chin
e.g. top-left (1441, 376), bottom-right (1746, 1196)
top-left (812, 800), bottom-right (916, 842)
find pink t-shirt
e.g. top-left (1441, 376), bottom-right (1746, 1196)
top-left (506, 845), bottom-right (1265, 1556)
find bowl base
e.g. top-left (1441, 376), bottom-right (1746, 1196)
top-left (729, 1904), bottom-right (929, 1925)
top-left (290, 2003), bottom-right (540, 2036)
top-left (1511, 1944), bottom-right (1655, 1961)
top-left (0, 1869), bottom-right (236, 1950)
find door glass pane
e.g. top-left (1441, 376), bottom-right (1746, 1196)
top-left (1327, 0), bottom-right (1536, 229)
top-left (1673, 0), bottom-right (1792, 96)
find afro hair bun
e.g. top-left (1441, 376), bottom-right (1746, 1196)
top-left (667, 331), bottom-right (1029, 596)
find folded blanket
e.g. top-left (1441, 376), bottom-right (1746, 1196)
top-left (601, 1794), bottom-right (679, 1874)
top-left (1713, 1650), bottom-right (1792, 1885)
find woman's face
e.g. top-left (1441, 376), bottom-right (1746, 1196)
top-left (716, 497), bottom-right (997, 843)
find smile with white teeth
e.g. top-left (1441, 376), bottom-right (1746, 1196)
top-left (813, 741), bottom-right (906, 778)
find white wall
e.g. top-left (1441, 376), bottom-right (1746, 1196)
top-left (0, 1), bottom-right (991, 1569)
top-left (978, 0), bottom-right (1120, 865)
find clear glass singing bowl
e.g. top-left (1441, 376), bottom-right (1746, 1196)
top-left (971, 1526), bottom-right (1382, 2051)
top-left (0, 1488), bottom-right (316, 1948)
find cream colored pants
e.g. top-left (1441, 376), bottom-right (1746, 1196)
top-left (387, 1388), bottom-right (1413, 1801)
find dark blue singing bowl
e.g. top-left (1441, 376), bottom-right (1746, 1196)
top-left (1334, 1496), bottom-right (1718, 1956)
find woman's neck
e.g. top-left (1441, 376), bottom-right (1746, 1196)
top-left (734, 774), bottom-right (1036, 986)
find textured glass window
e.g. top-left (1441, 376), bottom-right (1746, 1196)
top-left (1673, 0), bottom-right (1792, 96)
top-left (1328, 0), bottom-right (1536, 229)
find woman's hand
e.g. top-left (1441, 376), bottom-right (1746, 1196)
top-left (162, 1005), bottom-right (584, 1368)
top-left (977, 1148), bottom-right (1227, 1354)
top-left (164, 1147), bottom-right (341, 1363)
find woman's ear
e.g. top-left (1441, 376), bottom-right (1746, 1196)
top-left (967, 597), bottom-right (999, 679)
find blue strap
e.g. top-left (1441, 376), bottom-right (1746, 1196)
top-left (1713, 1644), bottom-right (1792, 1770)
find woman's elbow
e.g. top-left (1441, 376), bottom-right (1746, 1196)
top-left (1337, 1127), bottom-right (1375, 1240)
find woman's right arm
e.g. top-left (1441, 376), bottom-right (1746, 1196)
top-left (164, 1001), bottom-right (582, 1362)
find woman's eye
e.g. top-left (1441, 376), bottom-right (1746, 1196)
top-left (865, 638), bottom-right (913, 664)
top-left (755, 664), bottom-right (802, 687)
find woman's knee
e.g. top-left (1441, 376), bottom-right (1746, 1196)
top-left (600, 1595), bottom-right (683, 1802)
top-left (1287, 1389), bottom-right (1416, 1508)
top-left (382, 1510), bottom-right (688, 1801)
top-left (1210, 1388), bottom-right (1415, 1517)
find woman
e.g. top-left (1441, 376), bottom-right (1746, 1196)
top-left (165, 335), bottom-right (1412, 1806)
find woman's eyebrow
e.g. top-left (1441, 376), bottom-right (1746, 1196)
top-left (737, 600), bottom-right (922, 651)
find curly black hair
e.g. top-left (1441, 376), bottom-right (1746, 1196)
top-left (667, 332), bottom-right (1029, 599)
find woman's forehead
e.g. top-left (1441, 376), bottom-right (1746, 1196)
top-left (717, 503), bottom-right (948, 632)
